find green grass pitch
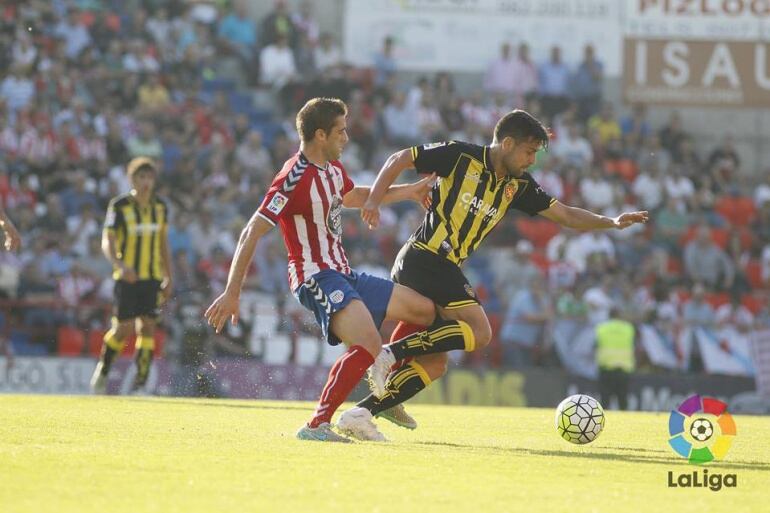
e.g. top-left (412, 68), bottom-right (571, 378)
top-left (1, 396), bottom-right (768, 513)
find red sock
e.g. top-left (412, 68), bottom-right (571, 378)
top-left (387, 322), bottom-right (424, 372)
top-left (308, 345), bottom-right (375, 428)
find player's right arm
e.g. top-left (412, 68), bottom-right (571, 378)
top-left (362, 142), bottom-right (456, 229)
top-left (206, 164), bottom-right (301, 333)
top-left (205, 212), bottom-right (273, 333)
top-left (102, 198), bottom-right (136, 283)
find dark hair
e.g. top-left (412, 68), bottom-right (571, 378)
top-left (493, 109), bottom-right (549, 149)
top-left (126, 156), bottom-right (157, 177)
top-left (295, 97), bottom-right (348, 143)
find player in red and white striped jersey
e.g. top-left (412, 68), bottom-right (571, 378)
top-left (205, 98), bottom-right (466, 442)
top-left (255, 150), bottom-right (353, 291)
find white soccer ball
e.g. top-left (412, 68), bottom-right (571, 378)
top-left (690, 418), bottom-right (714, 442)
top-left (555, 394), bottom-right (605, 444)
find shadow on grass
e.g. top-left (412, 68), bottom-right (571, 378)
top-left (120, 397), bottom-right (310, 412)
top-left (413, 441), bottom-right (770, 472)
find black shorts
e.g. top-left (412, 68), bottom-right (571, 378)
top-left (391, 242), bottom-right (479, 310)
top-left (113, 279), bottom-right (162, 321)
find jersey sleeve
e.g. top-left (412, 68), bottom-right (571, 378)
top-left (512, 173), bottom-right (557, 216)
top-left (257, 168), bottom-right (307, 226)
top-left (104, 198), bottom-right (124, 232)
top-left (410, 141), bottom-right (462, 177)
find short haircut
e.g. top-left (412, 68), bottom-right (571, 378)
top-left (126, 157), bottom-right (158, 177)
top-left (295, 97), bottom-right (348, 143)
top-left (493, 109), bottom-right (550, 149)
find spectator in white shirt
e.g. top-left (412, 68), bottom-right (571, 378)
top-left (0, 66), bottom-right (35, 112)
top-left (54, 7), bottom-right (92, 60)
top-left (632, 163), bottom-right (665, 210)
top-left (260, 33), bottom-right (298, 88)
top-left (551, 123), bottom-right (593, 168)
top-left (580, 169), bottom-right (615, 211)
top-left (664, 165), bottom-right (695, 203)
top-left (314, 32), bottom-right (342, 72)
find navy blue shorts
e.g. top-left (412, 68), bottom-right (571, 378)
top-left (294, 269), bottom-right (394, 346)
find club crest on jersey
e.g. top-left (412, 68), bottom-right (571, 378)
top-left (329, 290), bottom-right (345, 304)
top-left (327, 196), bottom-right (343, 236)
top-left (267, 192), bottom-right (289, 215)
top-left (504, 182), bottom-right (518, 201)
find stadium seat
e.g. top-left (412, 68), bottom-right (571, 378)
top-left (741, 293), bottom-right (764, 315)
top-left (202, 78), bottom-right (235, 94)
top-left (704, 292), bottom-right (730, 309)
top-left (680, 226), bottom-right (730, 249)
top-left (57, 326), bottom-right (85, 356)
top-left (11, 331), bottom-right (48, 356)
top-left (88, 329), bottom-right (107, 357)
top-left (514, 218), bottom-right (561, 249)
top-left (715, 196), bottom-right (757, 226)
top-left (745, 259), bottom-right (764, 289)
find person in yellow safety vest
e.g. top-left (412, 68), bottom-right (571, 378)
top-left (595, 308), bottom-right (635, 410)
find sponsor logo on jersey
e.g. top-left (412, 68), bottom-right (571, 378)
top-left (327, 196), bottom-right (343, 236)
top-left (461, 192), bottom-right (500, 219)
top-left (267, 192), bottom-right (289, 215)
top-left (504, 182), bottom-right (518, 200)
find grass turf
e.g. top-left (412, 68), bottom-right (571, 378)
top-left (0, 396), bottom-right (767, 513)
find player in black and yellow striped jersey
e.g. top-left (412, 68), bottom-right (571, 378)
top-left (348, 110), bottom-right (648, 429)
top-left (90, 157), bottom-right (172, 395)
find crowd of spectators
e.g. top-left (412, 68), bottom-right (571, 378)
top-left (0, 0), bottom-right (768, 375)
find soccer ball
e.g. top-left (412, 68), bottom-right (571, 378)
top-left (690, 418), bottom-right (714, 442)
top-left (555, 394), bottom-right (605, 444)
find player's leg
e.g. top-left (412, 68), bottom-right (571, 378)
top-left (358, 303), bottom-right (491, 417)
top-left (132, 315), bottom-right (156, 392)
top-left (131, 280), bottom-right (162, 393)
top-left (294, 271), bottom-right (387, 442)
top-left (90, 280), bottom-right (135, 394)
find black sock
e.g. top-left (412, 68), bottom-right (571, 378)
top-left (388, 319), bottom-right (474, 361)
top-left (100, 345), bottom-right (119, 376)
top-left (134, 348), bottom-right (154, 387)
top-left (358, 362), bottom-right (431, 416)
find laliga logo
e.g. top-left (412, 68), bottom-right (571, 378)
top-left (667, 394), bottom-right (737, 491)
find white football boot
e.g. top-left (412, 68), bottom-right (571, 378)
top-left (90, 363), bottom-right (107, 394)
top-left (337, 407), bottom-right (387, 442)
top-left (367, 347), bottom-right (396, 398)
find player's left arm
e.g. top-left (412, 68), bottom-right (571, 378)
top-left (539, 200), bottom-right (649, 230)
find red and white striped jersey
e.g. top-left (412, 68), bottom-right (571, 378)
top-left (257, 152), bottom-right (355, 291)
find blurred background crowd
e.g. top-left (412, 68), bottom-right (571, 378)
top-left (0, 0), bottom-right (768, 376)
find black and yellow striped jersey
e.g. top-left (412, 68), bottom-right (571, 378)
top-left (409, 141), bottom-right (555, 266)
top-left (104, 193), bottom-right (169, 281)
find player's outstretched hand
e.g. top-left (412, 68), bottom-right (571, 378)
top-left (410, 173), bottom-right (436, 210)
top-left (361, 198), bottom-right (381, 230)
top-left (613, 211), bottom-right (649, 229)
top-left (2, 223), bottom-right (21, 251)
top-left (204, 291), bottom-right (240, 334)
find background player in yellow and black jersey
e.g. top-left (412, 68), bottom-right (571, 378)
top-left (344, 110), bottom-right (649, 428)
top-left (90, 157), bottom-right (172, 394)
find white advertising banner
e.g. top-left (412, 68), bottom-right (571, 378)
top-left (623, 0), bottom-right (770, 106)
top-left (0, 357), bottom-right (95, 394)
top-left (751, 329), bottom-right (770, 397)
top-left (343, 0), bottom-right (622, 74)
top-left (625, 0), bottom-right (770, 41)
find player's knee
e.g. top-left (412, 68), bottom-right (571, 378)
top-left (136, 317), bottom-right (155, 337)
top-left (414, 297), bottom-right (437, 326)
top-left (419, 353), bottom-right (449, 379)
top-left (471, 321), bottom-right (492, 350)
top-left (356, 334), bottom-right (382, 359)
